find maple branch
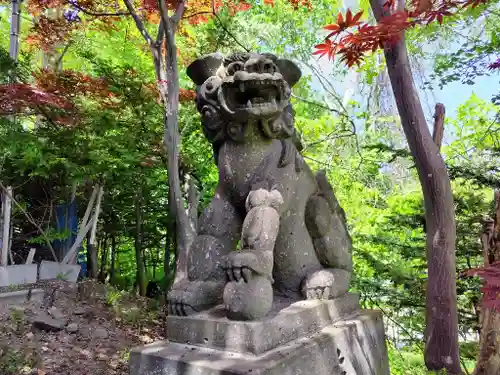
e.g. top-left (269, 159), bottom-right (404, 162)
top-left (156, 18), bottom-right (165, 46)
top-left (291, 93), bottom-right (343, 116)
top-left (122, 0), bottom-right (153, 46)
top-left (67, 1), bottom-right (131, 17)
top-left (55, 41), bottom-right (74, 69)
top-left (158, 0), bottom-right (172, 35)
top-left (172, 0), bottom-right (186, 26)
top-left (184, 10), bottom-right (213, 19)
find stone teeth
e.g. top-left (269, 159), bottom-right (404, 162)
top-left (271, 97), bottom-right (277, 106)
top-left (247, 100), bottom-right (252, 108)
top-left (240, 83), bottom-right (245, 92)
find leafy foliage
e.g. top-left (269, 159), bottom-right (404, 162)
top-left (313, 0), bottom-right (496, 67)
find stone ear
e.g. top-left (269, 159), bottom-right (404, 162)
top-left (275, 59), bottom-right (302, 87)
top-left (186, 53), bottom-right (224, 86)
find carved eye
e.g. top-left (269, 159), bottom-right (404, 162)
top-left (227, 62), bottom-right (244, 76)
top-left (263, 62), bottom-right (276, 74)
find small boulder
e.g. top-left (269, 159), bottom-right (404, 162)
top-left (48, 306), bottom-right (65, 320)
top-left (66, 323), bottom-right (79, 333)
top-left (93, 328), bottom-right (109, 339)
top-left (33, 312), bottom-right (65, 332)
top-left (73, 307), bottom-right (86, 315)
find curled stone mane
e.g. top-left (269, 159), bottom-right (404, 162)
top-left (223, 52), bottom-right (251, 66)
top-left (223, 52), bottom-right (278, 66)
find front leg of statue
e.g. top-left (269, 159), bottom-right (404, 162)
top-left (222, 189), bottom-right (283, 320)
top-left (167, 187), bottom-right (242, 316)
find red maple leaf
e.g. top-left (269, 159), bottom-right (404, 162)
top-left (313, 39), bottom-right (339, 60)
top-left (0, 83), bottom-right (73, 115)
top-left (323, 10), bottom-right (363, 39)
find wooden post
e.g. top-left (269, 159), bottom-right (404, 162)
top-left (25, 248), bottom-right (36, 264)
top-left (62, 185), bottom-right (98, 264)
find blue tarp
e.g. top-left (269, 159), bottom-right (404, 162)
top-left (52, 199), bottom-right (87, 278)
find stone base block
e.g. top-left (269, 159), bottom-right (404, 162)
top-left (39, 261), bottom-right (81, 282)
top-left (130, 310), bottom-right (390, 375)
top-left (166, 292), bottom-right (360, 355)
top-left (0, 288), bottom-right (44, 305)
top-left (0, 264), bottom-right (38, 287)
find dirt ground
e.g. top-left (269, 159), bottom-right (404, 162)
top-left (0, 280), bottom-right (164, 375)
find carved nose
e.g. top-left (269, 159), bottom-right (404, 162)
top-left (244, 57), bottom-right (276, 74)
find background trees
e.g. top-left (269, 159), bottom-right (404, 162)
top-left (0, 0), bottom-right (499, 373)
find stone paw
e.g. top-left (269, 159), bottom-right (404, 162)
top-left (301, 268), bottom-right (351, 300)
top-left (223, 275), bottom-right (273, 321)
top-left (167, 280), bottom-right (225, 316)
top-left (222, 251), bottom-right (272, 283)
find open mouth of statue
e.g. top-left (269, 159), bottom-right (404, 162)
top-left (223, 79), bottom-right (284, 111)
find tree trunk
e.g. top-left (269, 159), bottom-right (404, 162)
top-left (432, 103), bottom-right (445, 151)
top-left (98, 236), bottom-right (108, 283)
top-left (473, 191), bottom-right (500, 375)
top-left (121, 0), bottom-right (194, 289)
top-left (135, 183), bottom-right (146, 297)
top-left (159, 7), bottom-right (196, 286)
top-left (110, 234), bottom-right (117, 285)
top-left (370, 0), bottom-right (459, 373)
top-left (86, 232), bottom-right (98, 279)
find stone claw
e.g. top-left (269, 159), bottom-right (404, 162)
top-left (302, 269), bottom-right (351, 301)
top-left (222, 251), bottom-right (273, 283)
top-left (167, 280), bottom-right (224, 316)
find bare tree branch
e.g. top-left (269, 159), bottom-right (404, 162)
top-left (210, 0), bottom-right (250, 52)
top-left (432, 103), bottom-right (445, 151)
top-left (55, 40), bottom-right (74, 69)
top-left (122, 0), bottom-right (153, 46)
top-left (171, 0), bottom-right (186, 26)
top-left (184, 10), bottom-right (212, 19)
top-left (155, 18), bottom-right (165, 46)
top-left (0, 181), bottom-right (58, 262)
top-left (68, 1), bottom-right (131, 16)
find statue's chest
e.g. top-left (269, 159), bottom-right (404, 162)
top-left (218, 140), bottom-right (278, 201)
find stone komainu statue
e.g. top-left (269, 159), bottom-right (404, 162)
top-left (167, 52), bottom-right (353, 320)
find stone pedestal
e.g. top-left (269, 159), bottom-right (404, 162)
top-left (130, 293), bottom-right (390, 375)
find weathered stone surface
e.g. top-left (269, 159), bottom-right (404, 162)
top-left (167, 52), bottom-right (354, 321)
top-left (0, 264), bottom-right (38, 287)
top-left (93, 328), bottom-right (109, 339)
top-left (130, 310), bottom-right (389, 375)
top-left (30, 288), bottom-right (45, 303)
top-left (73, 307), bottom-right (87, 315)
top-left (48, 306), bottom-right (65, 320)
top-left (166, 292), bottom-right (360, 355)
top-left (0, 288), bottom-right (44, 305)
top-left (66, 323), bottom-right (79, 333)
top-left (39, 261), bottom-right (81, 282)
top-left (32, 312), bottom-right (65, 332)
